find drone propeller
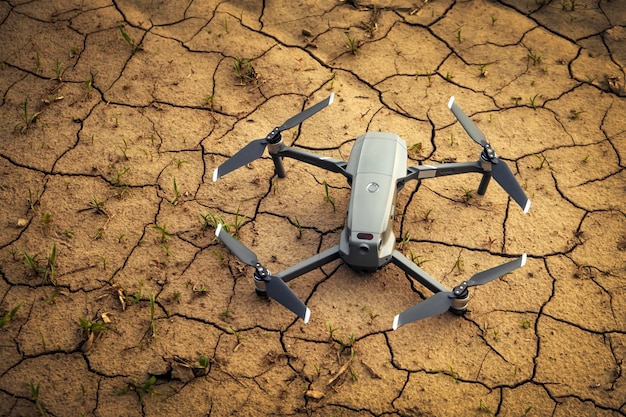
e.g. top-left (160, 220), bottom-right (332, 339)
top-left (448, 97), bottom-right (531, 214)
top-left (393, 254), bottom-right (527, 330)
top-left (215, 224), bottom-right (311, 323)
top-left (212, 93), bottom-right (335, 182)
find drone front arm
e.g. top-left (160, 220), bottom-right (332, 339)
top-left (270, 144), bottom-right (351, 179)
top-left (401, 161), bottom-right (484, 185)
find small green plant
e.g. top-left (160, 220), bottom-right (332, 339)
top-left (478, 62), bottom-right (492, 77)
top-left (199, 210), bottom-right (224, 232)
top-left (492, 328), bottom-right (500, 342)
top-left (174, 159), bottom-right (188, 168)
top-left (85, 71), bottom-right (97, 94)
top-left (151, 224), bottom-right (172, 242)
top-left (396, 230), bottom-right (410, 252)
top-left (529, 93), bottom-right (539, 109)
top-left (461, 187), bottom-right (474, 202)
top-left (408, 251), bottom-right (431, 268)
top-left (446, 364), bottom-right (459, 383)
top-left (337, 332), bottom-right (357, 355)
top-left (118, 376), bottom-right (160, 403)
top-left (227, 325), bottom-right (248, 349)
top-left (110, 167), bottom-right (129, 187)
top-left (40, 212), bottom-right (51, 225)
top-left (422, 208), bottom-right (433, 222)
top-left (171, 178), bottom-right (179, 205)
top-left (454, 254), bottom-right (464, 273)
top-left (119, 25), bottom-right (142, 53)
top-left (528, 52), bottom-right (541, 65)
top-left (22, 243), bottom-right (57, 285)
top-left (28, 188), bottom-right (41, 210)
top-left (324, 320), bottom-right (338, 341)
top-left (232, 205), bottom-right (246, 236)
top-left (79, 317), bottom-right (108, 335)
top-left (445, 71), bottom-right (454, 81)
top-left (196, 355), bottom-right (210, 373)
top-left (569, 109), bottom-right (584, 120)
top-left (409, 142), bottom-right (423, 155)
top-left (323, 180), bottom-right (335, 211)
top-left (520, 318), bottom-right (532, 329)
top-left (455, 28), bottom-right (462, 43)
top-left (79, 316), bottom-right (109, 350)
top-left (202, 95), bottom-right (215, 109)
top-left (52, 58), bottom-right (65, 81)
top-left (294, 216), bottom-right (304, 239)
top-left (0, 304), bottom-right (22, 329)
top-left (344, 32), bottom-right (361, 55)
top-left (232, 57), bottom-right (257, 84)
top-left (490, 15), bottom-right (497, 25)
top-left (479, 399), bottom-right (495, 416)
top-left (28, 379), bottom-right (48, 416)
top-left (34, 50), bottom-right (42, 73)
top-left (14, 98), bottom-right (41, 133)
top-left (118, 139), bottom-right (129, 160)
top-left (532, 153), bottom-right (551, 170)
top-left (88, 196), bottom-right (107, 215)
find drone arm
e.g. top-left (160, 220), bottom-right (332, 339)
top-left (391, 250), bottom-right (449, 294)
top-left (402, 161), bottom-right (484, 184)
top-left (271, 145), bottom-right (351, 179)
top-left (275, 245), bottom-right (341, 283)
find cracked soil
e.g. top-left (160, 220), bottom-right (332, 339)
top-left (0, 0), bottom-right (625, 416)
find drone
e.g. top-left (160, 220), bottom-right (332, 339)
top-left (212, 93), bottom-right (530, 330)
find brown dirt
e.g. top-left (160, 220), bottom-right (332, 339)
top-left (0, 1), bottom-right (625, 416)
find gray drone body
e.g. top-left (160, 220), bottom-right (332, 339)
top-left (213, 94), bottom-right (530, 330)
top-left (341, 132), bottom-right (407, 272)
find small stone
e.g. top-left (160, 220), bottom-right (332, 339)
top-left (17, 218), bottom-right (28, 227)
top-left (305, 389), bottom-right (324, 400)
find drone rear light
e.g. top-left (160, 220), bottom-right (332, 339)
top-left (357, 233), bottom-right (374, 240)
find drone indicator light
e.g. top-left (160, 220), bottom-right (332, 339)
top-left (212, 168), bottom-right (219, 182)
top-left (521, 253), bottom-right (527, 266)
top-left (357, 233), bottom-right (374, 240)
top-left (328, 92), bottom-right (335, 105)
top-left (523, 199), bottom-right (531, 214)
top-left (304, 308), bottom-right (311, 324)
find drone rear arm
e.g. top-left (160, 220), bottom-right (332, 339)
top-left (275, 245), bottom-right (341, 283)
top-left (269, 143), bottom-right (351, 179)
top-left (391, 250), bottom-right (449, 294)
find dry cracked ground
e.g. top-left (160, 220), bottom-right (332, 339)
top-left (0, 0), bottom-right (625, 416)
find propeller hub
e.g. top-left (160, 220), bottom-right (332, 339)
top-left (452, 282), bottom-right (470, 298)
top-left (481, 144), bottom-right (498, 163)
top-left (266, 127), bottom-right (282, 144)
top-left (254, 264), bottom-right (270, 280)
